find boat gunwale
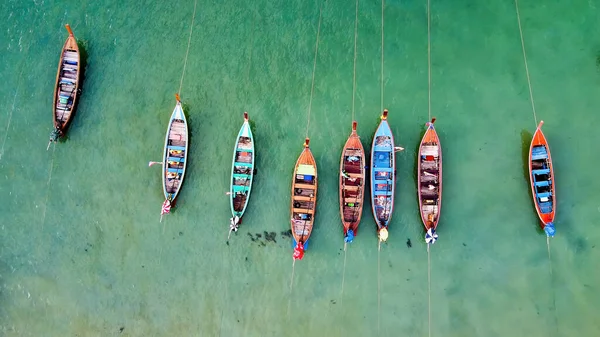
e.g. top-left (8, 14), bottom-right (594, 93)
top-left (370, 117), bottom-right (396, 230)
top-left (528, 121), bottom-right (556, 226)
top-left (339, 123), bottom-right (365, 236)
top-left (229, 115), bottom-right (255, 218)
top-left (417, 122), bottom-right (442, 232)
top-left (290, 140), bottom-right (318, 245)
top-left (161, 101), bottom-right (189, 203)
top-left (52, 25), bottom-right (81, 133)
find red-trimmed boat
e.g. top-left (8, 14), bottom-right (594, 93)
top-left (528, 121), bottom-right (556, 237)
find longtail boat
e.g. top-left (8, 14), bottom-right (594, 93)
top-left (418, 118), bottom-right (441, 245)
top-left (229, 112), bottom-right (255, 234)
top-left (291, 138), bottom-right (318, 260)
top-left (49, 24), bottom-right (81, 148)
top-left (160, 94), bottom-right (189, 221)
top-left (528, 121), bottom-right (556, 237)
top-left (370, 109), bottom-right (396, 243)
top-left (339, 121), bottom-right (365, 244)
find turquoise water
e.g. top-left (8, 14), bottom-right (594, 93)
top-left (1, 0), bottom-right (599, 336)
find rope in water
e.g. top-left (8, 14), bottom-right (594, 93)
top-left (427, 243), bottom-right (432, 337)
top-left (427, 0), bottom-right (432, 121)
top-left (377, 2), bottom-right (385, 334)
top-left (40, 144), bottom-right (56, 231)
top-left (380, 0), bottom-right (385, 112)
top-left (514, 2), bottom-right (557, 334)
top-left (513, 0), bottom-right (538, 126)
top-left (178, 0), bottom-right (199, 96)
top-left (377, 241), bottom-right (381, 335)
top-left (426, 2), bottom-right (433, 335)
top-left (351, 0), bottom-right (359, 122)
top-left (289, 1), bottom-right (325, 320)
top-left (341, 0), bottom-right (360, 306)
top-left (425, 2), bottom-right (435, 336)
top-left (0, 80), bottom-right (21, 162)
top-left (305, 2), bottom-right (325, 138)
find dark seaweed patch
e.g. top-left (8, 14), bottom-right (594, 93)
top-left (281, 229), bottom-right (292, 238)
top-left (265, 231), bottom-right (277, 243)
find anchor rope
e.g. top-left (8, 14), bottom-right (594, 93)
top-left (380, 0), bottom-right (385, 112)
top-left (178, 0), bottom-right (199, 96)
top-left (351, 0), bottom-right (359, 122)
top-left (305, 1), bottom-right (325, 138)
top-left (513, 0), bottom-right (538, 126)
top-left (427, 0), bottom-right (432, 121)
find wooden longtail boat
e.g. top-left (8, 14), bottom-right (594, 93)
top-left (229, 112), bottom-right (255, 233)
top-left (339, 121), bottom-right (365, 244)
top-left (528, 121), bottom-right (556, 237)
top-left (418, 118), bottom-right (442, 244)
top-left (370, 109), bottom-right (396, 243)
top-left (160, 94), bottom-right (189, 220)
top-left (49, 24), bottom-right (81, 148)
top-left (291, 138), bottom-right (318, 260)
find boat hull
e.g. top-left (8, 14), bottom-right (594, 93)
top-left (370, 112), bottom-right (396, 232)
top-left (230, 113), bottom-right (255, 220)
top-left (290, 139), bottom-right (318, 248)
top-left (339, 122), bottom-right (365, 241)
top-left (417, 120), bottom-right (442, 232)
top-left (52, 24), bottom-right (81, 137)
top-left (161, 98), bottom-right (189, 203)
top-left (528, 121), bottom-right (556, 232)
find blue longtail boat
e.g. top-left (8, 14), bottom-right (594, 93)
top-left (370, 109), bottom-right (398, 243)
top-left (228, 112), bottom-right (255, 234)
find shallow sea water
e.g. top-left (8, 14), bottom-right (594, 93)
top-left (0, 0), bottom-right (599, 336)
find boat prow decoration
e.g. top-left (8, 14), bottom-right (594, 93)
top-left (293, 241), bottom-right (305, 260)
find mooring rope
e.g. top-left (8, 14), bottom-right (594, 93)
top-left (340, 0), bottom-right (360, 308)
top-left (427, 243), bottom-right (432, 337)
top-left (426, 2), bottom-right (433, 335)
top-left (514, 3), bottom-right (558, 334)
top-left (427, 0), bottom-right (432, 121)
top-left (0, 84), bottom-right (20, 162)
top-left (378, 3), bottom-right (385, 334)
top-left (40, 144), bottom-right (56, 230)
top-left (513, 0), bottom-right (538, 126)
top-left (178, 0), bottom-right (199, 96)
top-left (380, 0), bottom-right (385, 112)
top-left (377, 241), bottom-right (382, 335)
top-left (351, 0), bottom-right (359, 122)
top-left (305, 1), bottom-right (324, 138)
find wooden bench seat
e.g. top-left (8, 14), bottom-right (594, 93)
top-left (294, 183), bottom-right (315, 189)
top-left (293, 195), bottom-right (314, 201)
top-left (343, 185), bottom-right (359, 191)
top-left (293, 208), bottom-right (314, 214)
